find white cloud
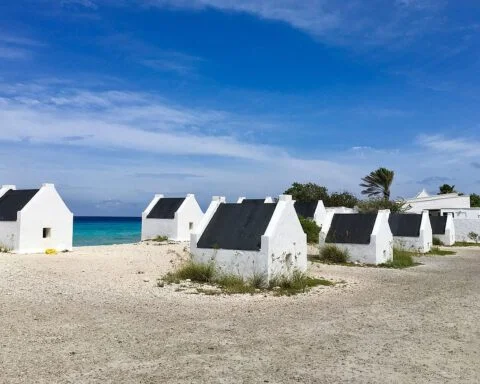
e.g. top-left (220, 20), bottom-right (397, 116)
top-left (0, 33), bottom-right (44, 60)
top-left (417, 134), bottom-right (480, 157)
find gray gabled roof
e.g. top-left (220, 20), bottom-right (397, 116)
top-left (326, 213), bottom-right (377, 245)
top-left (0, 189), bottom-right (39, 221)
top-left (147, 198), bottom-right (185, 219)
top-left (430, 216), bottom-right (447, 235)
top-left (294, 201), bottom-right (318, 219)
top-left (389, 214), bottom-right (422, 237)
top-left (197, 203), bottom-right (277, 251)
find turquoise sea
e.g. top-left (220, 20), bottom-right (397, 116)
top-left (74, 217), bottom-right (141, 247)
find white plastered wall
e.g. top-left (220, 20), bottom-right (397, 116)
top-left (264, 195), bottom-right (307, 279)
top-left (319, 210), bottom-right (393, 265)
top-left (453, 218), bottom-right (480, 243)
top-left (0, 185), bottom-right (18, 250)
top-left (312, 200), bottom-right (327, 228)
top-left (15, 184), bottom-right (73, 254)
top-left (393, 211), bottom-right (432, 253)
top-left (406, 194), bottom-right (471, 213)
top-left (236, 197), bottom-right (274, 203)
top-left (191, 195), bottom-right (307, 281)
top-left (141, 194), bottom-right (204, 241)
top-left (433, 213), bottom-right (455, 246)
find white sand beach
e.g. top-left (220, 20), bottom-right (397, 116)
top-left (1, 243), bottom-right (479, 383)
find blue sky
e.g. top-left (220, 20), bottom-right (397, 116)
top-left (1, 0), bottom-right (479, 215)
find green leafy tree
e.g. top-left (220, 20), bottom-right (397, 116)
top-left (328, 191), bottom-right (358, 208)
top-left (438, 184), bottom-right (456, 194)
top-left (357, 198), bottom-right (406, 213)
top-left (470, 193), bottom-right (480, 208)
top-left (298, 217), bottom-right (321, 244)
top-left (360, 167), bottom-right (394, 200)
top-left (284, 182), bottom-right (329, 202)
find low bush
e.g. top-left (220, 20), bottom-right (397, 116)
top-left (162, 261), bottom-right (333, 296)
top-left (382, 248), bottom-right (415, 268)
top-left (163, 260), bottom-right (215, 284)
top-left (432, 237), bottom-right (444, 246)
top-left (319, 245), bottom-right (349, 263)
top-left (152, 235), bottom-right (169, 242)
top-left (467, 232), bottom-right (479, 243)
top-left (299, 217), bottom-right (320, 244)
top-left (453, 242), bottom-right (480, 247)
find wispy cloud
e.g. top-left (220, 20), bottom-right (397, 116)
top-left (417, 134), bottom-right (480, 157)
top-left (101, 34), bottom-right (203, 76)
top-left (0, 33), bottom-right (44, 60)
top-left (416, 176), bottom-right (452, 185)
top-left (472, 162), bottom-right (480, 169)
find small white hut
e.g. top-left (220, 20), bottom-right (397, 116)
top-left (141, 194), bottom-right (203, 241)
top-left (237, 197), bottom-right (274, 203)
top-left (191, 195), bottom-right (307, 282)
top-left (319, 210), bottom-right (393, 265)
top-left (0, 184), bottom-right (73, 253)
top-left (430, 214), bottom-right (455, 246)
top-left (388, 211), bottom-right (433, 253)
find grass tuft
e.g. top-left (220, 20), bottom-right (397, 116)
top-left (381, 248), bottom-right (416, 268)
top-left (163, 261), bottom-right (215, 284)
top-left (318, 245), bottom-right (349, 264)
top-left (453, 242), bottom-right (480, 247)
top-left (152, 235), bottom-right (169, 242)
top-left (427, 247), bottom-right (456, 256)
top-left (432, 237), bottom-right (444, 246)
top-left (162, 261), bottom-right (333, 296)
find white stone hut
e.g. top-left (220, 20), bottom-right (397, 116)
top-left (429, 214), bottom-right (455, 246)
top-left (388, 211), bottom-right (433, 253)
top-left (191, 195), bottom-right (307, 282)
top-left (0, 184), bottom-right (73, 253)
top-left (141, 194), bottom-right (203, 241)
top-left (319, 210), bottom-right (393, 265)
top-left (237, 197), bottom-right (274, 203)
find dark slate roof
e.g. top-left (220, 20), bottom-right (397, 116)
top-left (326, 214), bottom-right (377, 245)
top-left (147, 197), bottom-right (185, 219)
top-left (294, 201), bottom-right (318, 219)
top-left (430, 216), bottom-right (447, 235)
top-left (0, 189), bottom-right (39, 221)
top-left (388, 214), bottom-right (422, 237)
top-left (197, 203), bottom-right (277, 251)
top-left (241, 199), bottom-right (273, 205)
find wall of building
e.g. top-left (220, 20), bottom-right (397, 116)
top-left (264, 196), bottom-right (307, 279)
top-left (433, 214), bottom-right (455, 246)
top-left (453, 219), bottom-right (480, 243)
top-left (406, 194), bottom-right (470, 213)
top-left (440, 209), bottom-right (480, 220)
top-left (0, 221), bottom-right (18, 250)
top-left (16, 184), bottom-right (73, 253)
top-left (174, 195), bottom-right (204, 241)
top-left (141, 218), bottom-right (178, 241)
top-left (319, 210), bottom-right (393, 265)
top-left (392, 212), bottom-right (432, 253)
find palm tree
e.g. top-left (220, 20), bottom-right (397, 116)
top-left (360, 167), bottom-right (394, 200)
top-left (438, 184), bottom-right (456, 195)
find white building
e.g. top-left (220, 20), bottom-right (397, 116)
top-left (0, 184), bottom-right (73, 254)
top-left (405, 189), bottom-right (471, 213)
top-left (388, 211), bottom-right (433, 253)
top-left (430, 214), bottom-right (455, 246)
top-left (191, 195), bottom-right (307, 282)
top-left (237, 197), bottom-right (274, 203)
top-left (141, 194), bottom-right (203, 241)
top-left (319, 210), bottom-right (393, 265)
top-left (293, 200), bottom-right (328, 228)
top-left (326, 207), bottom-right (358, 214)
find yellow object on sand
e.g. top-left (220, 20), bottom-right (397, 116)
top-left (45, 249), bottom-right (57, 255)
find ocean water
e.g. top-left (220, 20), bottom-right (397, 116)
top-left (73, 217), bottom-right (142, 247)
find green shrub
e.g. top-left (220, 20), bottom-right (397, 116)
top-left (162, 261), bottom-right (333, 296)
top-left (357, 198), bottom-right (407, 213)
top-left (269, 270), bottom-right (333, 296)
top-left (382, 248), bottom-right (415, 268)
top-left (432, 237), bottom-right (444, 246)
top-left (299, 217), bottom-right (321, 244)
top-left (152, 235), bottom-right (169, 242)
top-left (319, 245), bottom-right (349, 263)
top-left (163, 260), bottom-right (215, 284)
top-left (467, 232), bottom-right (479, 243)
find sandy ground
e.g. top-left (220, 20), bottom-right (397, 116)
top-left (1, 242), bottom-right (479, 384)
